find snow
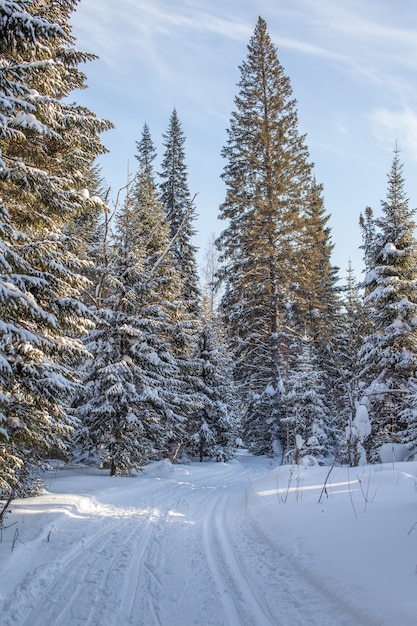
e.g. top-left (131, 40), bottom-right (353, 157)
top-left (1, 454), bottom-right (416, 625)
top-left (10, 111), bottom-right (50, 135)
top-left (264, 383), bottom-right (276, 396)
top-left (379, 443), bottom-right (407, 463)
top-left (384, 242), bottom-right (397, 255)
top-left (89, 195), bottom-right (104, 204)
top-left (353, 402), bottom-right (372, 440)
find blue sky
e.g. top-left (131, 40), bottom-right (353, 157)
top-left (70, 0), bottom-right (417, 279)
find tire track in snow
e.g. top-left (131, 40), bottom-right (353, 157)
top-left (117, 508), bottom-right (162, 626)
top-left (203, 463), bottom-right (368, 626)
top-left (126, 505), bottom-right (173, 626)
top-left (203, 491), bottom-right (277, 626)
top-left (113, 487), bottom-right (198, 625)
top-left (128, 489), bottom-right (218, 626)
top-left (4, 513), bottom-right (125, 626)
top-left (18, 513), bottom-right (146, 626)
top-left (4, 458), bottom-right (375, 626)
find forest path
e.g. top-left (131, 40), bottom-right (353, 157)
top-left (2, 456), bottom-right (366, 625)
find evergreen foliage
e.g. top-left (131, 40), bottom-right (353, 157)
top-left (3, 5), bottom-right (416, 481)
top-left (284, 334), bottom-right (331, 464)
top-left (216, 17), bottom-right (337, 457)
top-left (63, 164), bottom-right (109, 268)
top-left (359, 206), bottom-right (377, 280)
top-left (336, 262), bottom-right (369, 465)
top-left (0, 0), bottom-right (111, 493)
top-left (358, 149), bottom-right (417, 460)
top-left (295, 179), bottom-right (340, 346)
top-left (159, 109), bottom-right (200, 315)
top-left (76, 126), bottom-right (195, 472)
top-left (0, 0), bottom-right (112, 229)
top-left (0, 203), bottom-right (91, 493)
top-left (187, 318), bottom-right (236, 462)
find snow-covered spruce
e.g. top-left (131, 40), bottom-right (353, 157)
top-left (0, 0), bottom-right (111, 494)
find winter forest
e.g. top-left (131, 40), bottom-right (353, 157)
top-left (1, 0), bottom-right (417, 500)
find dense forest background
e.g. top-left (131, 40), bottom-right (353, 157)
top-left (1, 1), bottom-right (416, 496)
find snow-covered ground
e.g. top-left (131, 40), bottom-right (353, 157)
top-left (1, 453), bottom-right (416, 625)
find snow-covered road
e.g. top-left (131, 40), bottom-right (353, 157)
top-left (0, 455), bottom-right (406, 625)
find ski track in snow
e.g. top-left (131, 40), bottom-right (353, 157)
top-left (2, 458), bottom-right (378, 626)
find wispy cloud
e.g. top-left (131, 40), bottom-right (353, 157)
top-left (275, 36), bottom-right (347, 63)
top-left (133, 0), bottom-right (252, 41)
top-left (370, 107), bottom-right (417, 162)
top-left (300, 0), bottom-right (417, 53)
top-left (72, 0), bottom-right (252, 57)
top-left (73, 0), bottom-right (417, 87)
top-left (283, 0), bottom-right (417, 83)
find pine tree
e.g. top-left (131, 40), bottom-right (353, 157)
top-left (294, 179), bottom-right (341, 443)
top-left (0, 203), bottom-right (92, 493)
top-left (216, 17), bottom-right (316, 455)
top-left (359, 206), bottom-right (377, 280)
top-left (159, 109), bottom-right (200, 315)
top-left (128, 127), bottom-right (193, 459)
top-left (358, 148), bottom-right (417, 460)
top-left (187, 318), bottom-right (237, 462)
top-left (0, 0), bottom-right (111, 493)
top-left (75, 307), bottom-right (154, 475)
top-left (76, 126), bottom-right (194, 472)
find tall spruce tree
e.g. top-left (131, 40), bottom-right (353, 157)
top-left (216, 17), bottom-right (317, 455)
top-left (0, 0), bottom-right (111, 493)
top-left (131, 125), bottom-right (201, 461)
top-left (358, 149), bottom-right (417, 460)
top-left (76, 126), bottom-right (195, 472)
top-left (159, 109), bottom-right (200, 315)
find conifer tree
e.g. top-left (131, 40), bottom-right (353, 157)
top-left (156, 115), bottom-right (204, 454)
top-left (0, 0), bottom-right (111, 493)
top-left (159, 109), bottom-right (200, 315)
top-left (359, 206), bottom-right (377, 280)
top-left (129, 126), bottom-right (200, 460)
top-left (76, 126), bottom-right (194, 472)
top-left (295, 180), bottom-right (340, 346)
top-left (336, 262), bottom-right (369, 465)
top-left (284, 334), bottom-right (331, 464)
top-left (297, 179), bottom-right (341, 442)
top-left (63, 164), bottom-right (109, 266)
top-left (216, 17), bottom-right (315, 455)
top-left (0, 203), bottom-right (91, 493)
top-left (1, 0), bottom-right (112, 229)
top-left (358, 149), bottom-right (417, 460)
top-left (187, 318), bottom-right (237, 462)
